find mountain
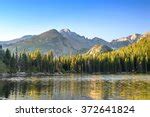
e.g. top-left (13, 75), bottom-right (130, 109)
top-left (1, 28), bottom-right (148, 56)
top-left (110, 33), bottom-right (142, 48)
top-left (86, 45), bottom-right (112, 55)
top-left (3, 29), bottom-right (109, 56)
top-left (91, 37), bottom-right (111, 47)
top-left (4, 29), bottom-right (79, 56)
top-left (60, 29), bottom-right (111, 53)
top-left (0, 41), bottom-right (5, 45)
top-left (60, 28), bottom-right (91, 50)
top-left (0, 35), bottom-right (33, 46)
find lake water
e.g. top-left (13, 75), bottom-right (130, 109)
top-left (0, 74), bottom-right (149, 100)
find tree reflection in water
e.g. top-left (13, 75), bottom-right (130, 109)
top-left (0, 74), bottom-right (149, 100)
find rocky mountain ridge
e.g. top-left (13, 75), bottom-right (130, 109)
top-left (0, 28), bottom-right (148, 56)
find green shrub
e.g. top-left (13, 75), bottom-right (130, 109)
top-left (0, 60), bottom-right (8, 73)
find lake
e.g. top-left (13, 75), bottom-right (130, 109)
top-left (0, 74), bottom-right (149, 100)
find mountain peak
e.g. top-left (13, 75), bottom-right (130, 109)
top-left (60, 28), bottom-right (71, 33)
top-left (36, 29), bottom-right (64, 41)
top-left (128, 33), bottom-right (141, 40)
top-left (112, 33), bottom-right (142, 42)
top-left (40, 29), bottom-right (60, 36)
top-left (48, 29), bottom-right (59, 33)
top-left (92, 37), bottom-right (103, 40)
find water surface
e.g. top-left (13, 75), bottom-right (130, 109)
top-left (0, 74), bottom-right (149, 100)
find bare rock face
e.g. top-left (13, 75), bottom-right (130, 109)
top-left (110, 33), bottom-right (142, 49)
top-left (60, 29), bottom-right (110, 53)
top-left (60, 28), bottom-right (91, 50)
top-left (86, 45), bottom-right (112, 55)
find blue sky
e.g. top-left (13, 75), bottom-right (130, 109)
top-left (0, 0), bottom-right (150, 41)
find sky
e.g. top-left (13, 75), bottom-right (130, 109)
top-left (0, 0), bottom-right (150, 41)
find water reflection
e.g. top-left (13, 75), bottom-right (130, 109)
top-left (0, 74), bottom-right (149, 100)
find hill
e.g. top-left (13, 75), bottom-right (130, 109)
top-left (99, 34), bottom-right (150, 72)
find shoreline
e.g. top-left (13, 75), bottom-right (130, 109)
top-left (0, 72), bottom-right (65, 78)
top-left (0, 72), bottom-right (149, 78)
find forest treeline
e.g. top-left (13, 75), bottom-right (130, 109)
top-left (0, 35), bottom-right (150, 74)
